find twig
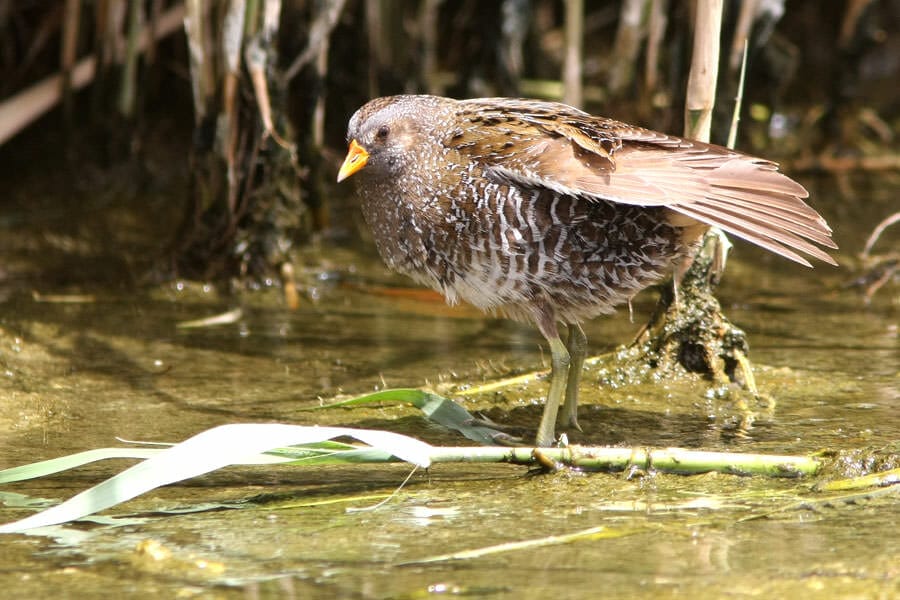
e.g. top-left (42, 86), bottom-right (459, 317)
top-left (727, 40), bottom-right (748, 150)
top-left (861, 212), bottom-right (900, 258)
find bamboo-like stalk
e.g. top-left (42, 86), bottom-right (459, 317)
top-left (276, 445), bottom-right (822, 478)
top-left (439, 446), bottom-right (821, 477)
top-left (684, 0), bottom-right (723, 142)
top-left (562, 0), bottom-right (583, 108)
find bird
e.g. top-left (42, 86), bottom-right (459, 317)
top-left (337, 95), bottom-right (836, 447)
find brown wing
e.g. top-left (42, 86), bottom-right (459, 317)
top-left (449, 98), bottom-right (837, 267)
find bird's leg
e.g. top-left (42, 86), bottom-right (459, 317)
top-left (536, 336), bottom-right (569, 447)
top-left (534, 313), bottom-right (569, 447)
top-left (560, 323), bottom-right (586, 431)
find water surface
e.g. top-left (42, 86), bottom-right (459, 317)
top-left (0, 176), bottom-right (897, 598)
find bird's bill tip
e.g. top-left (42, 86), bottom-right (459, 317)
top-left (337, 139), bottom-right (369, 182)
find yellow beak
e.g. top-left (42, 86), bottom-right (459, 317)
top-left (337, 139), bottom-right (369, 182)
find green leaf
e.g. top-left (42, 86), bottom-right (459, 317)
top-left (0, 449), bottom-right (163, 484)
top-left (316, 388), bottom-right (508, 445)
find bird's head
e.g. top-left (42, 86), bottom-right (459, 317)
top-left (337, 95), bottom-right (448, 183)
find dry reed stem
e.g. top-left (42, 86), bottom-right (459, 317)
top-left (0, 4), bottom-right (184, 145)
top-left (684, 0), bottom-right (723, 142)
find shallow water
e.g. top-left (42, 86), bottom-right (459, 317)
top-left (0, 175), bottom-right (897, 598)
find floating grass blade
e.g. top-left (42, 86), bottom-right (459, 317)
top-left (0, 449), bottom-right (162, 484)
top-left (0, 443), bottom-right (372, 486)
top-left (0, 424), bottom-right (433, 533)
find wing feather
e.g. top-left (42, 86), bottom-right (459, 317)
top-left (446, 99), bottom-right (836, 266)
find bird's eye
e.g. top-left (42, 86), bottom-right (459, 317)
top-left (376, 125), bottom-right (390, 140)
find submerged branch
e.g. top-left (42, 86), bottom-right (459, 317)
top-left (861, 211), bottom-right (900, 259)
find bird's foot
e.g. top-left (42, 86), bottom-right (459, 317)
top-left (559, 406), bottom-right (582, 433)
top-left (490, 432), bottom-right (526, 446)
